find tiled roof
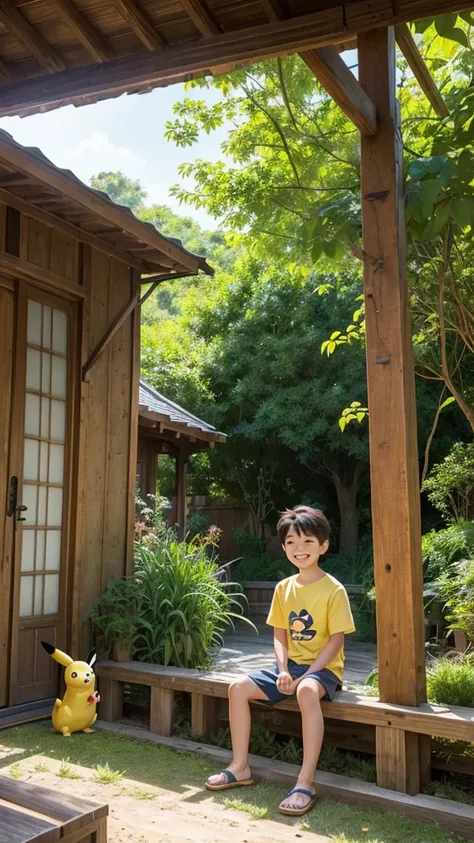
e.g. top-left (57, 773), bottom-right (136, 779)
top-left (139, 379), bottom-right (225, 441)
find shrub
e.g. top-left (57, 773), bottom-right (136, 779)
top-left (84, 533), bottom-right (254, 670)
top-left (232, 555), bottom-right (292, 582)
top-left (323, 546), bottom-right (373, 587)
top-left (443, 558), bottom-right (474, 641)
top-left (422, 520), bottom-right (474, 580)
top-left (233, 526), bottom-right (267, 558)
top-left (422, 442), bottom-right (474, 522)
top-left (427, 653), bottom-right (474, 707)
top-left (132, 536), bottom-right (253, 668)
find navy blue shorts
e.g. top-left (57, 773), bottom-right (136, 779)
top-left (248, 660), bottom-right (342, 705)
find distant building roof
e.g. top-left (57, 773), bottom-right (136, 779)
top-left (138, 379), bottom-right (226, 444)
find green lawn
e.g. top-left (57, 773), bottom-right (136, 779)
top-left (0, 723), bottom-right (468, 843)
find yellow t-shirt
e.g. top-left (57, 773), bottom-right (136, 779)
top-left (266, 573), bottom-right (356, 682)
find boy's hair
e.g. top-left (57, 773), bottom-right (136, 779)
top-left (277, 506), bottom-right (330, 545)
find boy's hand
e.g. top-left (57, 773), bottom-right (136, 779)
top-left (276, 671), bottom-right (294, 694)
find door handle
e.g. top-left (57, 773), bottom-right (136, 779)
top-left (7, 476), bottom-right (27, 521)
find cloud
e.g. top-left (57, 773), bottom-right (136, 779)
top-left (66, 132), bottom-right (147, 183)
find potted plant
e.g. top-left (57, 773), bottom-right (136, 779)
top-left (81, 576), bottom-right (144, 662)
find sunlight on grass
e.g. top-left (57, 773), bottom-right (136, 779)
top-left (8, 762), bottom-right (23, 780)
top-left (128, 786), bottom-right (157, 800)
top-left (223, 795), bottom-right (268, 819)
top-left (33, 761), bottom-right (50, 773)
top-left (0, 724), bottom-right (468, 843)
top-left (93, 762), bottom-right (126, 784)
top-left (57, 758), bottom-right (81, 779)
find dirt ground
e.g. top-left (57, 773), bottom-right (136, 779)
top-left (0, 749), bottom-right (330, 843)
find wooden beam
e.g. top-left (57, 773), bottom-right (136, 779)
top-left (82, 278), bottom-right (163, 381)
top-left (111, 0), bottom-right (164, 50)
top-left (300, 48), bottom-right (376, 135)
top-left (0, 1), bottom-right (66, 73)
top-left (0, 138), bottom-right (201, 272)
top-left (0, 249), bottom-right (85, 299)
top-left (45, 0), bottom-right (113, 63)
top-left (358, 28), bottom-right (427, 795)
top-left (0, 0), bottom-right (470, 114)
top-left (175, 450), bottom-right (188, 539)
top-left (261, 0), bottom-right (376, 135)
top-left (180, 0), bottom-right (220, 35)
top-left (395, 23), bottom-right (449, 118)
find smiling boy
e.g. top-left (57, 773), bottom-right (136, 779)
top-left (205, 505), bottom-right (355, 816)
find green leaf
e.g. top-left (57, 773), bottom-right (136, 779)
top-left (431, 199), bottom-right (452, 234)
top-left (457, 149), bottom-right (474, 184)
top-left (450, 27), bottom-right (469, 47)
top-left (311, 241), bottom-right (323, 263)
top-left (434, 14), bottom-right (457, 39)
top-left (356, 412), bottom-right (366, 423)
top-left (414, 17), bottom-right (435, 33)
top-left (452, 196), bottom-right (474, 228)
top-left (338, 417), bottom-right (346, 432)
top-left (408, 156), bottom-right (449, 181)
top-left (321, 340), bottom-right (329, 354)
top-left (330, 331), bottom-right (341, 340)
top-left (323, 240), bottom-right (338, 259)
top-left (421, 177), bottom-right (443, 218)
top-left (440, 396), bottom-right (456, 411)
top-left (350, 401), bottom-right (361, 408)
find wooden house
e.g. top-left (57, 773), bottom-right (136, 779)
top-left (137, 378), bottom-right (226, 535)
top-left (0, 129), bottom-right (211, 718)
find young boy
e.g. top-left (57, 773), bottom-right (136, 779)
top-left (205, 505), bottom-right (355, 816)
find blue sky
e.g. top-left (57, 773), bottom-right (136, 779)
top-left (0, 84), bottom-right (227, 229)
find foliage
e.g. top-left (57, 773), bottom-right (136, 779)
top-left (83, 523), bottom-right (253, 668)
top-left (427, 652), bottom-right (474, 707)
top-left (232, 555), bottom-right (292, 582)
top-left (90, 171), bottom-right (147, 212)
top-left (422, 442), bottom-right (474, 521)
top-left (187, 511), bottom-right (211, 539)
top-left (132, 534), bottom-right (252, 668)
top-left (233, 526), bottom-right (267, 558)
top-left (422, 519), bottom-right (474, 579)
top-left (81, 576), bottom-right (145, 650)
top-left (438, 557), bottom-right (474, 641)
top-left (323, 547), bottom-right (373, 587)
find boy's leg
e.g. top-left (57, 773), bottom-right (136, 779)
top-left (279, 679), bottom-right (326, 811)
top-left (206, 676), bottom-right (270, 787)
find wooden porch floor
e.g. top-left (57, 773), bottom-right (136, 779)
top-left (215, 629), bottom-right (377, 693)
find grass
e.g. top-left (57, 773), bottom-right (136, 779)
top-left (0, 723), bottom-right (469, 843)
top-left (127, 786), bottom-right (156, 800)
top-left (56, 758), bottom-right (81, 779)
top-left (223, 795), bottom-right (268, 819)
top-left (8, 762), bottom-right (23, 780)
top-left (33, 761), bottom-right (50, 773)
top-left (93, 762), bottom-right (126, 784)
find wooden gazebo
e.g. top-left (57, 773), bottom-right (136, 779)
top-left (137, 379), bottom-right (226, 535)
top-left (0, 0), bottom-right (473, 822)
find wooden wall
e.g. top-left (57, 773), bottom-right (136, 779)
top-left (74, 246), bottom-right (139, 655)
top-left (16, 209), bottom-right (140, 657)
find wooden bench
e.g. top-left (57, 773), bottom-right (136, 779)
top-left (96, 659), bottom-right (474, 795)
top-left (0, 777), bottom-right (108, 843)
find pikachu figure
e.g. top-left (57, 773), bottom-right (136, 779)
top-left (41, 641), bottom-right (100, 737)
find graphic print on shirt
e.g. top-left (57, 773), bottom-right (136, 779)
top-left (288, 609), bottom-right (316, 641)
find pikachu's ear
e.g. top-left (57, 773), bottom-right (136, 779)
top-left (41, 641), bottom-right (73, 667)
top-left (86, 648), bottom-right (97, 668)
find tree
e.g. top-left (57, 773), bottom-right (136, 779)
top-left (186, 259), bottom-right (370, 551)
top-left (90, 171), bottom-right (147, 212)
top-left (165, 21), bottom-right (474, 434)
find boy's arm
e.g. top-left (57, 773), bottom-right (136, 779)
top-left (273, 627), bottom-right (289, 673)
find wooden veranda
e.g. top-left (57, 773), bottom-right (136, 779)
top-left (0, 0), bottom-right (473, 815)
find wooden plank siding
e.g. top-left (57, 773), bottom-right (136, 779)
top-left (78, 247), bottom-right (137, 653)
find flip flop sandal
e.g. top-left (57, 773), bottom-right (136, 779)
top-left (278, 787), bottom-right (318, 816)
top-left (205, 769), bottom-right (254, 791)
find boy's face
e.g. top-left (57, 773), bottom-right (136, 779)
top-left (283, 527), bottom-right (328, 570)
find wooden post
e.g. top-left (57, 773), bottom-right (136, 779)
top-left (191, 693), bottom-right (220, 737)
top-left (359, 27), bottom-right (427, 792)
top-left (175, 448), bottom-right (188, 539)
top-left (150, 686), bottom-right (174, 736)
top-left (98, 676), bottom-right (124, 723)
